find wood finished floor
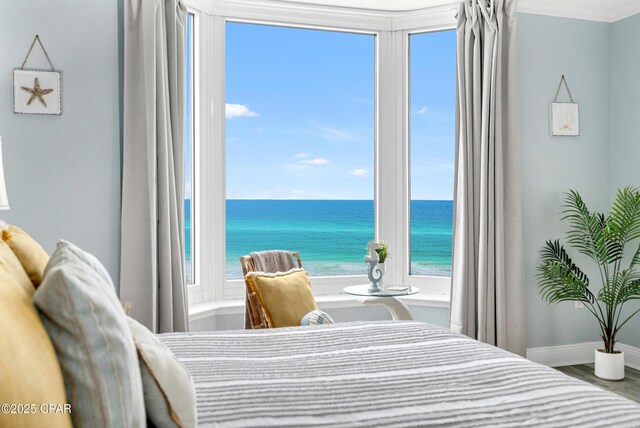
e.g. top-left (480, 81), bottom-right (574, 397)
top-left (555, 364), bottom-right (640, 403)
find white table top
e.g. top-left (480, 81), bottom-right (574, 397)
top-left (342, 284), bottom-right (420, 297)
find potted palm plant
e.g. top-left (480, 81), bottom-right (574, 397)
top-left (537, 187), bottom-right (640, 380)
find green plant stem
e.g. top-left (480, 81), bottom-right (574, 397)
top-left (613, 306), bottom-right (640, 338)
top-left (587, 304), bottom-right (608, 333)
top-left (594, 299), bottom-right (607, 327)
top-left (613, 302), bottom-right (624, 340)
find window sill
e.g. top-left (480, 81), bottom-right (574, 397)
top-left (189, 292), bottom-right (450, 321)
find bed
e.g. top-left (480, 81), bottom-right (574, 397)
top-left (160, 321), bottom-right (640, 427)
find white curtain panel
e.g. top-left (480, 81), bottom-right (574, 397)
top-left (450, 0), bottom-right (525, 355)
top-left (121, 0), bottom-right (188, 333)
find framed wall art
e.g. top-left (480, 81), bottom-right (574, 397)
top-left (551, 102), bottom-right (579, 136)
top-left (550, 75), bottom-right (578, 136)
top-left (13, 35), bottom-right (61, 115)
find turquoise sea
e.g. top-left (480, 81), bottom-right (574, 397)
top-left (184, 200), bottom-right (452, 279)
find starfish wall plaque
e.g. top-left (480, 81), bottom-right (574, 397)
top-left (13, 69), bottom-right (61, 115)
top-left (21, 77), bottom-right (54, 107)
top-left (13, 35), bottom-right (62, 115)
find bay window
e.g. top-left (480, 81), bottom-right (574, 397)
top-left (184, 1), bottom-right (456, 304)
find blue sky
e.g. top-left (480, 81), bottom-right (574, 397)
top-left (186, 22), bottom-right (456, 201)
top-left (409, 30), bottom-right (456, 200)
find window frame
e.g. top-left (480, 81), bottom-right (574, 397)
top-left (184, 1), bottom-right (456, 304)
top-left (402, 27), bottom-right (458, 295)
top-left (185, 11), bottom-right (198, 287)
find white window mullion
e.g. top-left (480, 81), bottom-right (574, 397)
top-left (376, 30), bottom-right (406, 288)
top-left (397, 30), bottom-right (410, 288)
top-left (400, 29), bottom-right (411, 287)
top-left (199, 13), bottom-right (226, 302)
top-left (187, 9), bottom-right (203, 305)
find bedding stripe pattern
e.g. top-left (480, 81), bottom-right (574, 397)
top-left (160, 322), bottom-right (640, 427)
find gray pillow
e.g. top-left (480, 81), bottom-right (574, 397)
top-left (128, 316), bottom-right (197, 428)
top-left (34, 240), bottom-right (145, 428)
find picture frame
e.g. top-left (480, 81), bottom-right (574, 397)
top-left (550, 102), bottom-right (579, 136)
top-left (13, 69), bottom-right (62, 115)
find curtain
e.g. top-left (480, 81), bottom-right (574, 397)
top-left (449, 0), bottom-right (525, 355)
top-left (120, 0), bottom-right (188, 333)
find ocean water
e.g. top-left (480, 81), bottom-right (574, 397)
top-left (184, 200), bottom-right (452, 279)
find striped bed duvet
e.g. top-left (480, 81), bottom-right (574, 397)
top-left (159, 321), bottom-right (640, 427)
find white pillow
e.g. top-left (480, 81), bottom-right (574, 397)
top-left (128, 317), bottom-right (197, 428)
top-left (34, 240), bottom-right (145, 428)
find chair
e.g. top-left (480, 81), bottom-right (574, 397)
top-left (240, 251), bottom-right (302, 329)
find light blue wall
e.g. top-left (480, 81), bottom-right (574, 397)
top-left (610, 13), bottom-right (640, 193)
top-left (519, 12), bottom-right (640, 349)
top-left (610, 13), bottom-right (640, 347)
top-left (518, 14), bottom-right (613, 348)
top-left (0, 0), bottom-right (121, 283)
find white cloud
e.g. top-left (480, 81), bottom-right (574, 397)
top-left (414, 108), bottom-right (455, 125)
top-left (226, 103), bottom-right (259, 119)
top-left (320, 127), bottom-right (359, 143)
top-left (415, 160), bottom-right (454, 171)
top-left (288, 189), bottom-right (332, 198)
top-left (349, 168), bottom-right (367, 177)
top-left (347, 96), bottom-right (374, 106)
top-left (300, 158), bottom-right (329, 165)
top-left (293, 152), bottom-right (311, 160)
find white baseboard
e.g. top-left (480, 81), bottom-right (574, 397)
top-left (527, 342), bottom-right (640, 370)
top-left (526, 342), bottom-right (600, 367)
top-left (618, 343), bottom-right (640, 370)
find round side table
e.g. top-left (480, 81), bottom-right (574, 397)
top-left (342, 284), bottom-right (419, 321)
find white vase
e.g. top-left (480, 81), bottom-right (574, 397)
top-left (377, 263), bottom-right (385, 291)
top-left (594, 349), bottom-right (625, 380)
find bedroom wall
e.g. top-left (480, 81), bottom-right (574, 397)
top-left (1, 2), bottom-right (630, 345)
top-left (517, 14), bottom-right (613, 348)
top-left (610, 13), bottom-right (640, 210)
top-left (0, 0), bottom-right (121, 283)
top-left (610, 13), bottom-right (640, 347)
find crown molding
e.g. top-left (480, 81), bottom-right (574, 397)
top-left (185, 0), bottom-right (393, 30)
top-left (609, 0), bottom-right (640, 23)
top-left (185, 0), bottom-right (640, 25)
top-left (392, 2), bottom-right (457, 31)
top-left (518, 0), bottom-right (640, 23)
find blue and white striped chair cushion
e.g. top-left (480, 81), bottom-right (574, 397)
top-left (300, 309), bottom-right (334, 326)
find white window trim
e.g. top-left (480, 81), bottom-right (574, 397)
top-left (185, 0), bottom-right (457, 306)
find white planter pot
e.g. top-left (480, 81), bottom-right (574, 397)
top-left (594, 349), bottom-right (625, 380)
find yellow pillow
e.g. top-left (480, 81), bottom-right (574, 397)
top-left (245, 269), bottom-right (318, 328)
top-left (0, 241), bottom-right (72, 428)
top-left (2, 225), bottom-right (49, 288)
top-left (0, 237), bottom-right (35, 297)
